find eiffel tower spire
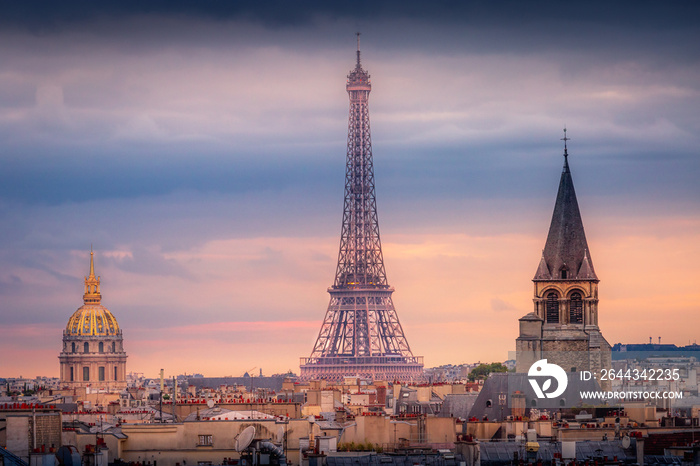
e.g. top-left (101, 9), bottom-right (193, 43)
top-left (300, 39), bottom-right (423, 382)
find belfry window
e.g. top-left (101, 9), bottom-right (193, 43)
top-left (546, 292), bottom-right (559, 323)
top-left (570, 292), bottom-right (583, 324)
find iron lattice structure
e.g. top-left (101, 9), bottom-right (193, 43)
top-left (300, 39), bottom-right (423, 382)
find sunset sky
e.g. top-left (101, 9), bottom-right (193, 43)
top-left (1, 1), bottom-right (699, 379)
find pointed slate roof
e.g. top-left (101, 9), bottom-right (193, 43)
top-left (534, 250), bottom-right (551, 280)
top-left (535, 142), bottom-right (598, 281)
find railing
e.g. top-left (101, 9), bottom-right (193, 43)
top-left (0, 446), bottom-right (29, 466)
top-left (300, 356), bottom-right (424, 366)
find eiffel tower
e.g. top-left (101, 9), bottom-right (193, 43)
top-left (299, 36), bottom-right (424, 382)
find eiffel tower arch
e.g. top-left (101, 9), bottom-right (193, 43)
top-left (299, 36), bottom-right (424, 382)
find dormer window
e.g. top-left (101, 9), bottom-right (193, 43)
top-left (560, 267), bottom-right (568, 279)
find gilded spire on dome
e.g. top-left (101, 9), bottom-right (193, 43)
top-left (84, 247), bottom-right (102, 304)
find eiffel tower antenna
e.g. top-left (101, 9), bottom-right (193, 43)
top-left (300, 37), bottom-right (423, 382)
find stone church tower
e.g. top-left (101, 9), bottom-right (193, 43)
top-left (59, 249), bottom-right (127, 390)
top-left (516, 133), bottom-right (611, 387)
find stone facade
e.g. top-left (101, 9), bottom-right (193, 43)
top-left (59, 334), bottom-right (127, 390)
top-left (1, 410), bottom-right (63, 461)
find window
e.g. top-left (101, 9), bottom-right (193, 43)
top-left (560, 267), bottom-right (568, 279)
top-left (114, 366), bottom-right (118, 381)
top-left (112, 342), bottom-right (116, 352)
top-left (83, 367), bottom-right (90, 381)
top-left (198, 435), bottom-right (213, 446)
top-left (70, 367), bottom-right (74, 381)
top-left (570, 292), bottom-right (583, 324)
top-left (99, 342), bottom-right (104, 353)
top-left (99, 366), bottom-right (105, 381)
top-left (546, 292), bottom-right (559, 323)
top-left (72, 342), bottom-right (76, 353)
top-left (84, 342), bottom-right (89, 353)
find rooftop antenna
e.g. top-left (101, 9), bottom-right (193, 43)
top-left (561, 127), bottom-right (570, 159)
top-left (356, 32), bottom-right (361, 68)
top-left (235, 426), bottom-right (256, 452)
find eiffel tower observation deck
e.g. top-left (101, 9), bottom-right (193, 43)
top-left (300, 36), bottom-right (424, 382)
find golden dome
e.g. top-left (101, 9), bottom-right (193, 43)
top-left (66, 304), bottom-right (120, 336)
top-left (65, 249), bottom-right (120, 336)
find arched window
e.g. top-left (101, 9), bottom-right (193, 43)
top-left (99, 342), bottom-right (104, 353)
top-left (560, 267), bottom-right (568, 279)
top-left (570, 292), bottom-right (583, 324)
top-left (112, 342), bottom-right (116, 353)
top-left (72, 342), bottom-right (76, 353)
top-left (84, 342), bottom-right (89, 353)
top-left (546, 292), bottom-right (559, 323)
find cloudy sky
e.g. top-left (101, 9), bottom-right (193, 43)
top-left (1, 1), bottom-right (699, 378)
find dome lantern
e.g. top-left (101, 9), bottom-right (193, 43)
top-left (83, 247), bottom-right (101, 305)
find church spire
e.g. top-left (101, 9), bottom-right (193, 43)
top-left (535, 130), bottom-right (598, 281)
top-left (84, 247), bottom-right (102, 304)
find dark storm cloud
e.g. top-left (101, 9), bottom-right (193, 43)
top-left (3, 1), bottom-right (699, 68)
top-left (4, 1), bottom-right (699, 29)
